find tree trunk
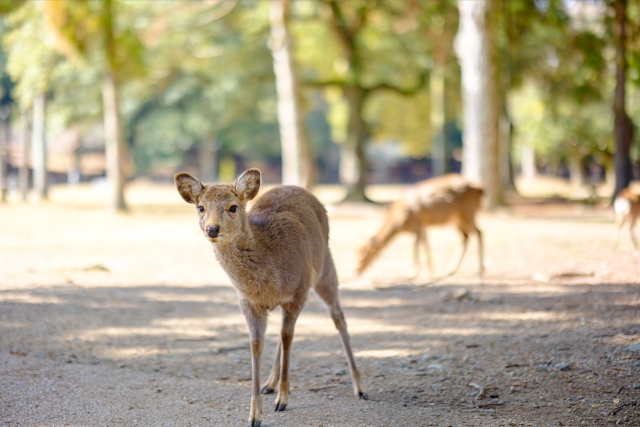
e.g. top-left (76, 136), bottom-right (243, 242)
top-left (0, 116), bottom-right (7, 203)
top-left (568, 154), bottom-right (584, 189)
top-left (68, 136), bottom-right (82, 185)
top-left (499, 110), bottom-right (516, 192)
top-left (612, 0), bottom-right (633, 200)
top-left (102, 0), bottom-right (127, 212)
top-left (269, 0), bottom-right (315, 190)
top-left (521, 145), bottom-right (537, 181)
top-left (455, 0), bottom-right (502, 207)
top-left (31, 93), bottom-right (47, 201)
top-left (341, 86), bottom-right (369, 202)
top-left (199, 135), bottom-right (219, 183)
top-left (19, 111), bottom-right (29, 202)
top-left (431, 66), bottom-right (447, 176)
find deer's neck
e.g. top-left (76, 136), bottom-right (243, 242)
top-left (212, 220), bottom-right (266, 286)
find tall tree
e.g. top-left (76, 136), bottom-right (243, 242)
top-left (0, 0), bottom-right (25, 203)
top-left (36, 0), bottom-right (146, 211)
top-left (429, 0), bottom-right (458, 177)
top-left (269, 0), bottom-right (315, 189)
top-left (308, 0), bottom-right (427, 201)
top-left (455, 0), bottom-right (501, 207)
top-left (31, 92), bottom-right (47, 200)
top-left (18, 109), bottom-right (28, 201)
top-left (612, 0), bottom-right (633, 199)
top-left (101, 0), bottom-right (127, 211)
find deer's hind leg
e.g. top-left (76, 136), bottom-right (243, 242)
top-left (630, 217), bottom-right (638, 249)
top-left (613, 215), bottom-right (626, 250)
top-left (421, 226), bottom-right (434, 276)
top-left (314, 251), bottom-right (366, 399)
top-left (444, 228), bottom-right (469, 277)
top-left (475, 225), bottom-right (485, 275)
top-left (273, 297), bottom-right (306, 412)
top-left (411, 226), bottom-right (433, 279)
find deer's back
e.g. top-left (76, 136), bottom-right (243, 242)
top-left (405, 174), bottom-right (482, 226)
top-left (248, 185), bottom-right (329, 269)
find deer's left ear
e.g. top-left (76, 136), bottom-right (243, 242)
top-left (235, 168), bottom-right (261, 201)
top-left (174, 173), bottom-right (204, 204)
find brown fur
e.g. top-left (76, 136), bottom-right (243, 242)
top-left (357, 174), bottom-right (484, 278)
top-left (614, 187), bottom-right (640, 249)
top-left (174, 168), bottom-right (365, 427)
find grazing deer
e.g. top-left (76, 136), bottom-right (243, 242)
top-left (357, 174), bottom-right (484, 278)
top-left (613, 187), bottom-right (640, 249)
top-left (174, 169), bottom-right (366, 427)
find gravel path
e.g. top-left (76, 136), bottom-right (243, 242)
top-left (1, 184), bottom-right (639, 426)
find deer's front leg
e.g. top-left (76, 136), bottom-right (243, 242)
top-left (240, 300), bottom-right (268, 427)
top-left (261, 341), bottom-right (281, 395)
top-left (275, 301), bottom-right (304, 411)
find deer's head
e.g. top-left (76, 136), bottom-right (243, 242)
top-left (356, 238), bottom-right (381, 275)
top-left (174, 168), bottom-right (261, 244)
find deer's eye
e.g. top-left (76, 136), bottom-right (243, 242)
top-left (229, 205), bottom-right (237, 213)
top-left (197, 206), bottom-right (204, 213)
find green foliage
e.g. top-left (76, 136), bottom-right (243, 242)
top-left (292, 0), bottom-right (439, 155)
top-left (506, 0), bottom-right (635, 169)
top-left (1, 0), bottom-right (638, 181)
top-left (122, 1), bottom-right (280, 174)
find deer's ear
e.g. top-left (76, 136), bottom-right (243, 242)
top-left (174, 173), bottom-right (204, 204)
top-left (235, 168), bottom-right (261, 201)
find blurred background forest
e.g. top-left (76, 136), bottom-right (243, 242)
top-left (0, 0), bottom-right (639, 211)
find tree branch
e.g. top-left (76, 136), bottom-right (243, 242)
top-left (302, 78), bottom-right (347, 88)
top-left (350, 2), bottom-right (370, 34)
top-left (321, 0), bottom-right (355, 56)
top-left (366, 71), bottom-right (429, 96)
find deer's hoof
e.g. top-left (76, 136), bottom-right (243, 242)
top-left (261, 386), bottom-right (274, 395)
top-left (357, 392), bottom-right (368, 400)
top-left (274, 402), bottom-right (287, 412)
top-left (249, 419), bottom-right (261, 427)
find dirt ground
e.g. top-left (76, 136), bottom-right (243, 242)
top-left (1, 182), bottom-right (639, 427)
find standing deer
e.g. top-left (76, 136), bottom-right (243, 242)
top-left (613, 187), bottom-right (640, 249)
top-left (357, 174), bottom-right (484, 278)
top-left (174, 168), bottom-right (365, 427)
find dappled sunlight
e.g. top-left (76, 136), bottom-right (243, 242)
top-left (0, 292), bottom-right (66, 305)
top-left (78, 323), bottom-right (219, 340)
top-left (1, 195), bottom-right (639, 427)
top-left (354, 349), bottom-right (421, 359)
top-left (151, 315), bottom-right (246, 330)
top-left (342, 297), bottom-right (415, 308)
top-left (100, 347), bottom-right (166, 359)
top-left (138, 290), bottom-right (236, 303)
top-left (476, 311), bottom-right (566, 322)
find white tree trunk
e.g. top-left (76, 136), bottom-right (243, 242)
top-left (199, 136), bottom-right (219, 183)
top-left (455, 0), bottom-right (501, 207)
top-left (521, 145), bottom-right (537, 181)
top-left (269, 0), bottom-right (314, 189)
top-left (569, 155), bottom-right (583, 189)
top-left (31, 93), bottom-right (47, 201)
top-left (19, 111), bottom-right (29, 202)
top-left (0, 117), bottom-right (7, 202)
top-left (103, 71), bottom-right (127, 211)
top-left (103, 0), bottom-right (127, 212)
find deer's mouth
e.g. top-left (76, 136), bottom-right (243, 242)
top-left (208, 235), bottom-right (222, 243)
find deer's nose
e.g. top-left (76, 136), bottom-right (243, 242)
top-left (206, 225), bottom-right (220, 238)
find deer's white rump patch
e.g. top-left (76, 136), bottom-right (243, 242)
top-left (614, 197), bottom-right (632, 216)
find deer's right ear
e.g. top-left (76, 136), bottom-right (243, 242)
top-left (174, 173), bottom-right (204, 204)
top-left (235, 168), bottom-right (261, 201)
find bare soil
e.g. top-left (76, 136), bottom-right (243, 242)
top-left (1, 183), bottom-right (639, 427)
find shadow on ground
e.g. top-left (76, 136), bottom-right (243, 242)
top-left (2, 280), bottom-right (639, 425)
